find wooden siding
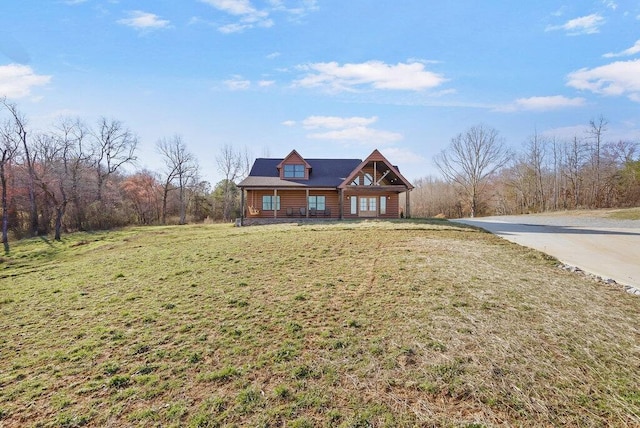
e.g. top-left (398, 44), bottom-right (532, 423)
top-left (245, 189), bottom-right (340, 219)
top-left (307, 190), bottom-right (340, 218)
top-left (342, 192), bottom-right (401, 219)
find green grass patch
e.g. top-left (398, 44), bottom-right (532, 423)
top-left (0, 221), bottom-right (639, 426)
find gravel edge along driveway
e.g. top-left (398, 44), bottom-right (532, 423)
top-left (451, 214), bottom-right (640, 295)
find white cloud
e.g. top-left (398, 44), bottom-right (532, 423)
top-left (308, 126), bottom-right (403, 145)
top-left (201, 0), bottom-right (258, 15)
top-left (498, 95), bottom-right (586, 112)
top-left (200, 0), bottom-right (272, 33)
top-left (294, 60), bottom-right (447, 92)
top-left (546, 13), bottom-right (605, 35)
top-left (567, 59), bottom-right (640, 101)
top-left (219, 23), bottom-right (250, 33)
top-left (269, 0), bottom-right (319, 17)
top-left (602, 0), bottom-right (617, 10)
top-left (302, 115), bottom-right (378, 129)
top-left (198, 0), bottom-right (318, 33)
top-left (218, 17), bottom-right (274, 33)
top-left (0, 64), bottom-right (51, 98)
top-left (258, 80), bottom-right (275, 87)
top-left (224, 75), bottom-right (251, 90)
top-left (266, 52), bottom-right (281, 59)
top-left (603, 40), bottom-right (640, 58)
top-left (118, 11), bottom-right (171, 30)
top-left (290, 115), bottom-right (403, 146)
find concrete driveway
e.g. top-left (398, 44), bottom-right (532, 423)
top-left (451, 215), bottom-right (640, 290)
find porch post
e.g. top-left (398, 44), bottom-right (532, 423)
top-left (274, 189), bottom-right (278, 219)
top-left (405, 190), bottom-right (411, 219)
top-left (240, 189), bottom-right (245, 225)
top-left (339, 189), bottom-right (344, 220)
top-left (305, 188), bottom-right (309, 218)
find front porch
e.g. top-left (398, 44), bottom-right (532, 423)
top-left (241, 188), bottom-right (340, 221)
top-left (240, 187), bottom-right (411, 225)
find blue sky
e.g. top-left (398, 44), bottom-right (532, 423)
top-left (1, 0), bottom-right (640, 184)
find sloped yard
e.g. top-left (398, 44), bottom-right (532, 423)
top-left (1, 220), bottom-right (639, 427)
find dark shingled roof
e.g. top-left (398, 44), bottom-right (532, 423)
top-left (239, 158), bottom-right (362, 188)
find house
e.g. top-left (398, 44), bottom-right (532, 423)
top-left (237, 149), bottom-right (414, 224)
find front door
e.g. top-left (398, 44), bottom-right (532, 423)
top-left (359, 197), bottom-right (377, 217)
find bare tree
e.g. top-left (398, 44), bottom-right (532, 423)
top-left (32, 133), bottom-right (72, 240)
top-left (54, 117), bottom-right (91, 231)
top-left (434, 124), bottom-right (511, 217)
top-left (0, 118), bottom-right (19, 253)
top-left (411, 175), bottom-right (461, 218)
top-left (524, 131), bottom-right (549, 212)
top-left (157, 135), bottom-right (198, 224)
top-left (564, 135), bottom-right (586, 209)
top-left (586, 115), bottom-right (607, 207)
top-left (551, 136), bottom-right (563, 210)
top-left (92, 117), bottom-right (138, 202)
top-left (215, 144), bottom-right (250, 221)
top-left (503, 158), bottom-right (534, 214)
top-left (1, 98), bottom-right (38, 236)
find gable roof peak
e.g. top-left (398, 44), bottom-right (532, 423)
top-left (276, 149), bottom-right (312, 169)
top-left (339, 148), bottom-right (414, 189)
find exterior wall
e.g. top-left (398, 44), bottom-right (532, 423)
top-left (307, 190), bottom-right (341, 218)
top-left (342, 191), bottom-right (401, 219)
top-left (245, 189), bottom-right (340, 219)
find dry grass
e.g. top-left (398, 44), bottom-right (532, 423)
top-left (1, 220), bottom-right (639, 427)
top-left (533, 207), bottom-right (640, 221)
top-left (606, 207), bottom-right (640, 221)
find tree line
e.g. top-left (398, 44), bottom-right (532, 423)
top-left (0, 98), bottom-right (248, 252)
top-left (413, 120), bottom-right (640, 218)
top-left (4, 98), bottom-right (637, 250)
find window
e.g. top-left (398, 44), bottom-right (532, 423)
top-left (380, 196), bottom-right (387, 215)
top-left (350, 196), bottom-right (357, 214)
top-left (360, 197), bottom-right (377, 212)
top-left (363, 173), bottom-right (373, 185)
top-left (308, 195), bottom-right (325, 211)
top-left (283, 164), bottom-right (305, 178)
top-left (262, 195), bottom-right (280, 211)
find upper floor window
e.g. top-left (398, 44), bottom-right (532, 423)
top-left (363, 173), bottom-right (373, 185)
top-left (284, 164), bottom-right (305, 178)
top-left (351, 173), bottom-right (374, 186)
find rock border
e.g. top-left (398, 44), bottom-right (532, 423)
top-left (559, 264), bottom-right (640, 296)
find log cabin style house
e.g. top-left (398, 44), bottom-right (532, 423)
top-left (238, 149), bottom-right (414, 224)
